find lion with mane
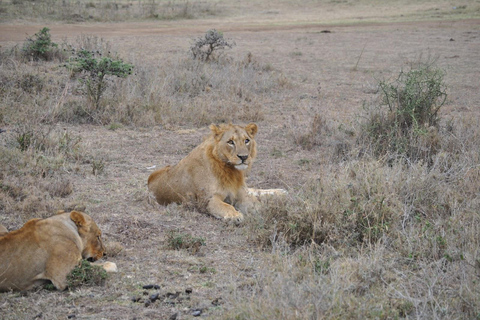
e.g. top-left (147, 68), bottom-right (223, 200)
top-left (148, 123), bottom-right (284, 222)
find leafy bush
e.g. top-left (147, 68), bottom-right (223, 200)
top-left (360, 63), bottom-right (447, 163)
top-left (67, 260), bottom-right (108, 288)
top-left (22, 27), bottom-right (60, 61)
top-left (67, 49), bottom-right (133, 110)
top-left (190, 29), bottom-right (235, 61)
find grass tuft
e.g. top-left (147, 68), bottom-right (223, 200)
top-left (67, 260), bottom-right (108, 289)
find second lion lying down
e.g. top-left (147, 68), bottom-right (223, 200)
top-left (0, 211), bottom-right (105, 292)
top-left (148, 123), bottom-right (285, 222)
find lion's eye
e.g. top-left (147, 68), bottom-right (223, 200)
top-left (227, 140), bottom-right (235, 146)
top-left (245, 139), bottom-right (250, 144)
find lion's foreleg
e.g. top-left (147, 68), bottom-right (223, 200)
top-left (207, 194), bottom-right (244, 222)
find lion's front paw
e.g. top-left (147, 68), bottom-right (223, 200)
top-left (224, 211), bottom-right (244, 223)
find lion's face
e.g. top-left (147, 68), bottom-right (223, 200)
top-left (210, 123), bottom-right (258, 171)
top-left (70, 211), bottom-right (105, 262)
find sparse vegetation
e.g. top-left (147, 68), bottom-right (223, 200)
top-left (190, 29), bottom-right (235, 61)
top-left (0, 0), bottom-right (221, 23)
top-left (166, 230), bottom-right (206, 252)
top-left (1, 2), bottom-right (480, 319)
top-left (359, 62), bottom-right (447, 163)
top-left (67, 49), bottom-right (133, 113)
top-left (66, 260), bottom-right (108, 288)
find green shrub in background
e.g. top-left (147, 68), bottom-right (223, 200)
top-left (22, 27), bottom-right (59, 61)
top-left (361, 62), bottom-right (447, 163)
top-left (67, 49), bottom-right (133, 109)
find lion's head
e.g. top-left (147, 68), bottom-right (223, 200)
top-left (209, 123), bottom-right (258, 171)
top-left (70, 211), bottom-right (105, 262)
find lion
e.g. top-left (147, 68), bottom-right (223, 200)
top-left (0, 210), bottom-right (105, 292)
top-left (148, 123), bottom-right (286, 222)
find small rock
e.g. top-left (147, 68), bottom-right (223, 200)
top-left (185, 288), bottom-right (193, 294)
top-left (212, 297), bottom-right (223, 306)
top-left (169, 313), bottom-right (178, 320)
top-left (131, 296), bottom-right (141, 303)
top-left (67, 315), bottom-right (76, 319)
top-left (166, 292), bottom-right (180, 299)
top-left (144, 299), bottom-right (151, 307)
top-left (149, 292), bottom-right (160, 302)
top-left (192, 309), bottom-right (202, 317)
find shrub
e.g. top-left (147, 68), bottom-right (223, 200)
top-left (360, 63), bottom-right (447, 163)
top-left (67, 49), bottom-right (133, 110)
top-left (67, 260), bottom-right (108, 289)
top-left (190, 29), bottom-right (235, 61)
top-left (22, 27), bottom-right (59, 61)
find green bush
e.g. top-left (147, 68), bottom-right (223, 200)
top-left (360, 63), bottom-right (447, 163)
top-left (67, 260), bottom-right (108, 288)
top-left (22, 27), bottom-right (59, 61)
top-left (67, 49), bottom-right (133, 109)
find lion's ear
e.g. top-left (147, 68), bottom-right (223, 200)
top-left (245, 123), bottom-right (258, 137)
top-left (70, 211), bottom-right (86, 228)
top-left (209, 124), bottom-right (222, 139)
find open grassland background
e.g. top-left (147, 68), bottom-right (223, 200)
top-left (1, 1), bottom-right (480, 319)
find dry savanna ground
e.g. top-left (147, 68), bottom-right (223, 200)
top-left (1, 0), bottom-right (480, 319)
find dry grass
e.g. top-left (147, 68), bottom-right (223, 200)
top-left (0, 0), bottom-right (222, 23)
top-left (1, 1), bottom-right (480, 319)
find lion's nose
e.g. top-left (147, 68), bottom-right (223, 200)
top-left (238, 155), bottom-right (248, 162)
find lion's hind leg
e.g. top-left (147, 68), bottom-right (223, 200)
top-left (247, 188), bottom-right (288, 197)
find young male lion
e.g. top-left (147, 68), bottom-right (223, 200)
top-left (148, 123), bottom-right (285, 222)
top-left (0, 210), bottom-right (105, 292)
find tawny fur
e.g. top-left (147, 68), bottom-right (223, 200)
top-left (0, 211), bottom-right (105, 292)
top-left (148, 123), bottom-right (259, 221)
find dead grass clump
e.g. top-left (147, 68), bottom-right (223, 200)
top-left (104, 241), bottom-right (125, 257)
top-left (249, 160), bottom-right (401, 249)
top-left (0, 53), bottom-right (71, 126)
top-left (224, 246), bottom-right (410, 319)
top-left (0, 125), bottom-right (88, 227)
top-left (294, 114), bottom-right (331, 150)
top-left (112, 53), bottom-right (284, 126)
